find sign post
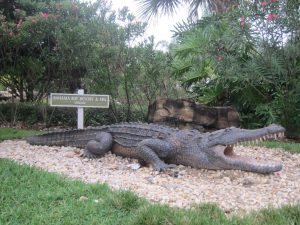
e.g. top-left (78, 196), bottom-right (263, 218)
top-left (77, 89), bottom-right (84, 129)
top-left (50, 91), bottom-right (109, 129)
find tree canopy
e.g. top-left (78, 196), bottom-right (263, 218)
top-left (137, 0), bottom-right (236, 19)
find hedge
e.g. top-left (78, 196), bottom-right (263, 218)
top-left (0, 103), bottom-right (146, 128)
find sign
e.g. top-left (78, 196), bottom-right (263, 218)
top-left (50, 93), bottom-right (109, 108)
top-left (50, 90), bottom-right (109, 129)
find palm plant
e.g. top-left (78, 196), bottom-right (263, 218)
top-left (137, 0), bottom-right (236, 19)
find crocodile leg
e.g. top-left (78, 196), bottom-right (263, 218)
top-left (136, 139), bottom-right (174, 171)
top-left (82, 132), bottom-right (113, 158)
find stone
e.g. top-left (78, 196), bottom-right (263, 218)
top-left (242, 178), bottom-right (255, 187)
top-left (148, 98), bottom-right (240, 131)
top-left (64, 152), bottom-right (75, 158)
top-left (79, 196), bottom-right (88, 201)
top-left (127, 163), bottom-right (141, 170)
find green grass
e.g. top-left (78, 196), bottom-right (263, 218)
top-left (259, 140), bottom-right (300, 154)
top-left (0, 128), bottom-right (42, 142)
top-left (0, 159), bottom-right (299, 225)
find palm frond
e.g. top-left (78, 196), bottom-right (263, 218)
top-left (186, 0), bottom-right (204, 19)
top-left (172, 20), bottom-right (197, 36)
top-left (136, 0), bottom-right (182, 19)
top-left (136, 0), bottom-right (236, 19)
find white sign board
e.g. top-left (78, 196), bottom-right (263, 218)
top-left (50, 90), bottom-right (109, 129)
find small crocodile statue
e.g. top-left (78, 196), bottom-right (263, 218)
top-left (27, 123), bottom-right (285, 173)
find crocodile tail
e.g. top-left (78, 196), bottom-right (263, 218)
top-left (26, 129), bottom-right (91, 147)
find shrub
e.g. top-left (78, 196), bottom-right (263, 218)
top-left (0, 103), bottom-right (147, 128)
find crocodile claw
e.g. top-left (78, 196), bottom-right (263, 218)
top-left (153, 163), bottom-right (177, 171)
top-left (80, 150), bottom-right (99, 159)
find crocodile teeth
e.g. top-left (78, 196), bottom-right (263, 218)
top-left (279, 132), bottom-right (285, 138)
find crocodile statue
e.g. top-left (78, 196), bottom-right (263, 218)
top-left (27, 123), bottom-right (285, 173)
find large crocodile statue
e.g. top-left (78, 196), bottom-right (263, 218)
top-left (27, 123), bottom-right (285, 173)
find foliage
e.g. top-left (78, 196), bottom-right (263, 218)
top-left (0, 0), bottom-right (182, 121)
top-left (0, 0), bottom-right (114, 101)
top-left (84, 8), bottom-right (180, 121)
top-left (137, 0), bottom-right (237, 19)
top-left (1, 159), bottom-right (300, 224)
top-left (0, 102), bottom-right (147, 127)
top-left (171, 0), bottom-right (300, 136)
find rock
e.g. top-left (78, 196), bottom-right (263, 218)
top-left (223, 176), bottom-right (231, 183)
top-left (242, 178), bottom-right (255, 187)
top-left (127, 163), bottom-right (141, 170)
top-left (147, 98), bottom-right (240, 131)
top-left (74, 149), bottom-right (81, 155)
top-left (79, 196), bottom-right (88, 201)
top-left (64, 152), bottom-right (74, 158)
top-left (167, 171), bottom-right (179, 178)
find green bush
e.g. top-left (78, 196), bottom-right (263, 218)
top-left (171, 0), bottom-right (300, 137)
top-left (0, 103), bottom-right (147, 128)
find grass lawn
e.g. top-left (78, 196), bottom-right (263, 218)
top-left (259, 140), bottom-right (300, 154)
top-left (0, 159), bottom-right (299, 225)
top-left (0, 128), bottom-right (300, 224)
top-left (0, 128), bottom-right (42, 142)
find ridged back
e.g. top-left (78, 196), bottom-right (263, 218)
top-left (107, 123), bottom-right (175, 147)
top-left (27, 123), bottom-right (177, 148)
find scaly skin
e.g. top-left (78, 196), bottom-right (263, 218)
top-left (27, 123), bottom-right (285, 173)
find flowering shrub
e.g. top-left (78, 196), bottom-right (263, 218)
top-left (266, 13), bottom-right (278, 20)
top-left (0, 0), bottom-right (111, 101)
top-left (172, 0), bottom-right (300, 136)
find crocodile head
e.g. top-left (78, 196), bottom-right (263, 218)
top-left (197, 124), bottom-right (285, 173)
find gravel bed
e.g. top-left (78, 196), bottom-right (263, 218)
top-left (0, 140), bottom-right (299, 214)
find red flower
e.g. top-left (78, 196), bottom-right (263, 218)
top-left (240, 21), bottom-right (245, 26)
top-left (261, 1), bottom-right (268, 6)
top-left (41, 12), bottom-right (49, 18)
top-left (16, 19), bottom-right (22, 28)
top-left (266, 13), bottom-right (278, 20)
top-left (240, 16), bottom-right (245, 21)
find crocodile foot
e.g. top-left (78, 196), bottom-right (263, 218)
top-left (153, 163), bottom-right (177, 171)
top-left (80, 150), bottom-right (99, 159)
